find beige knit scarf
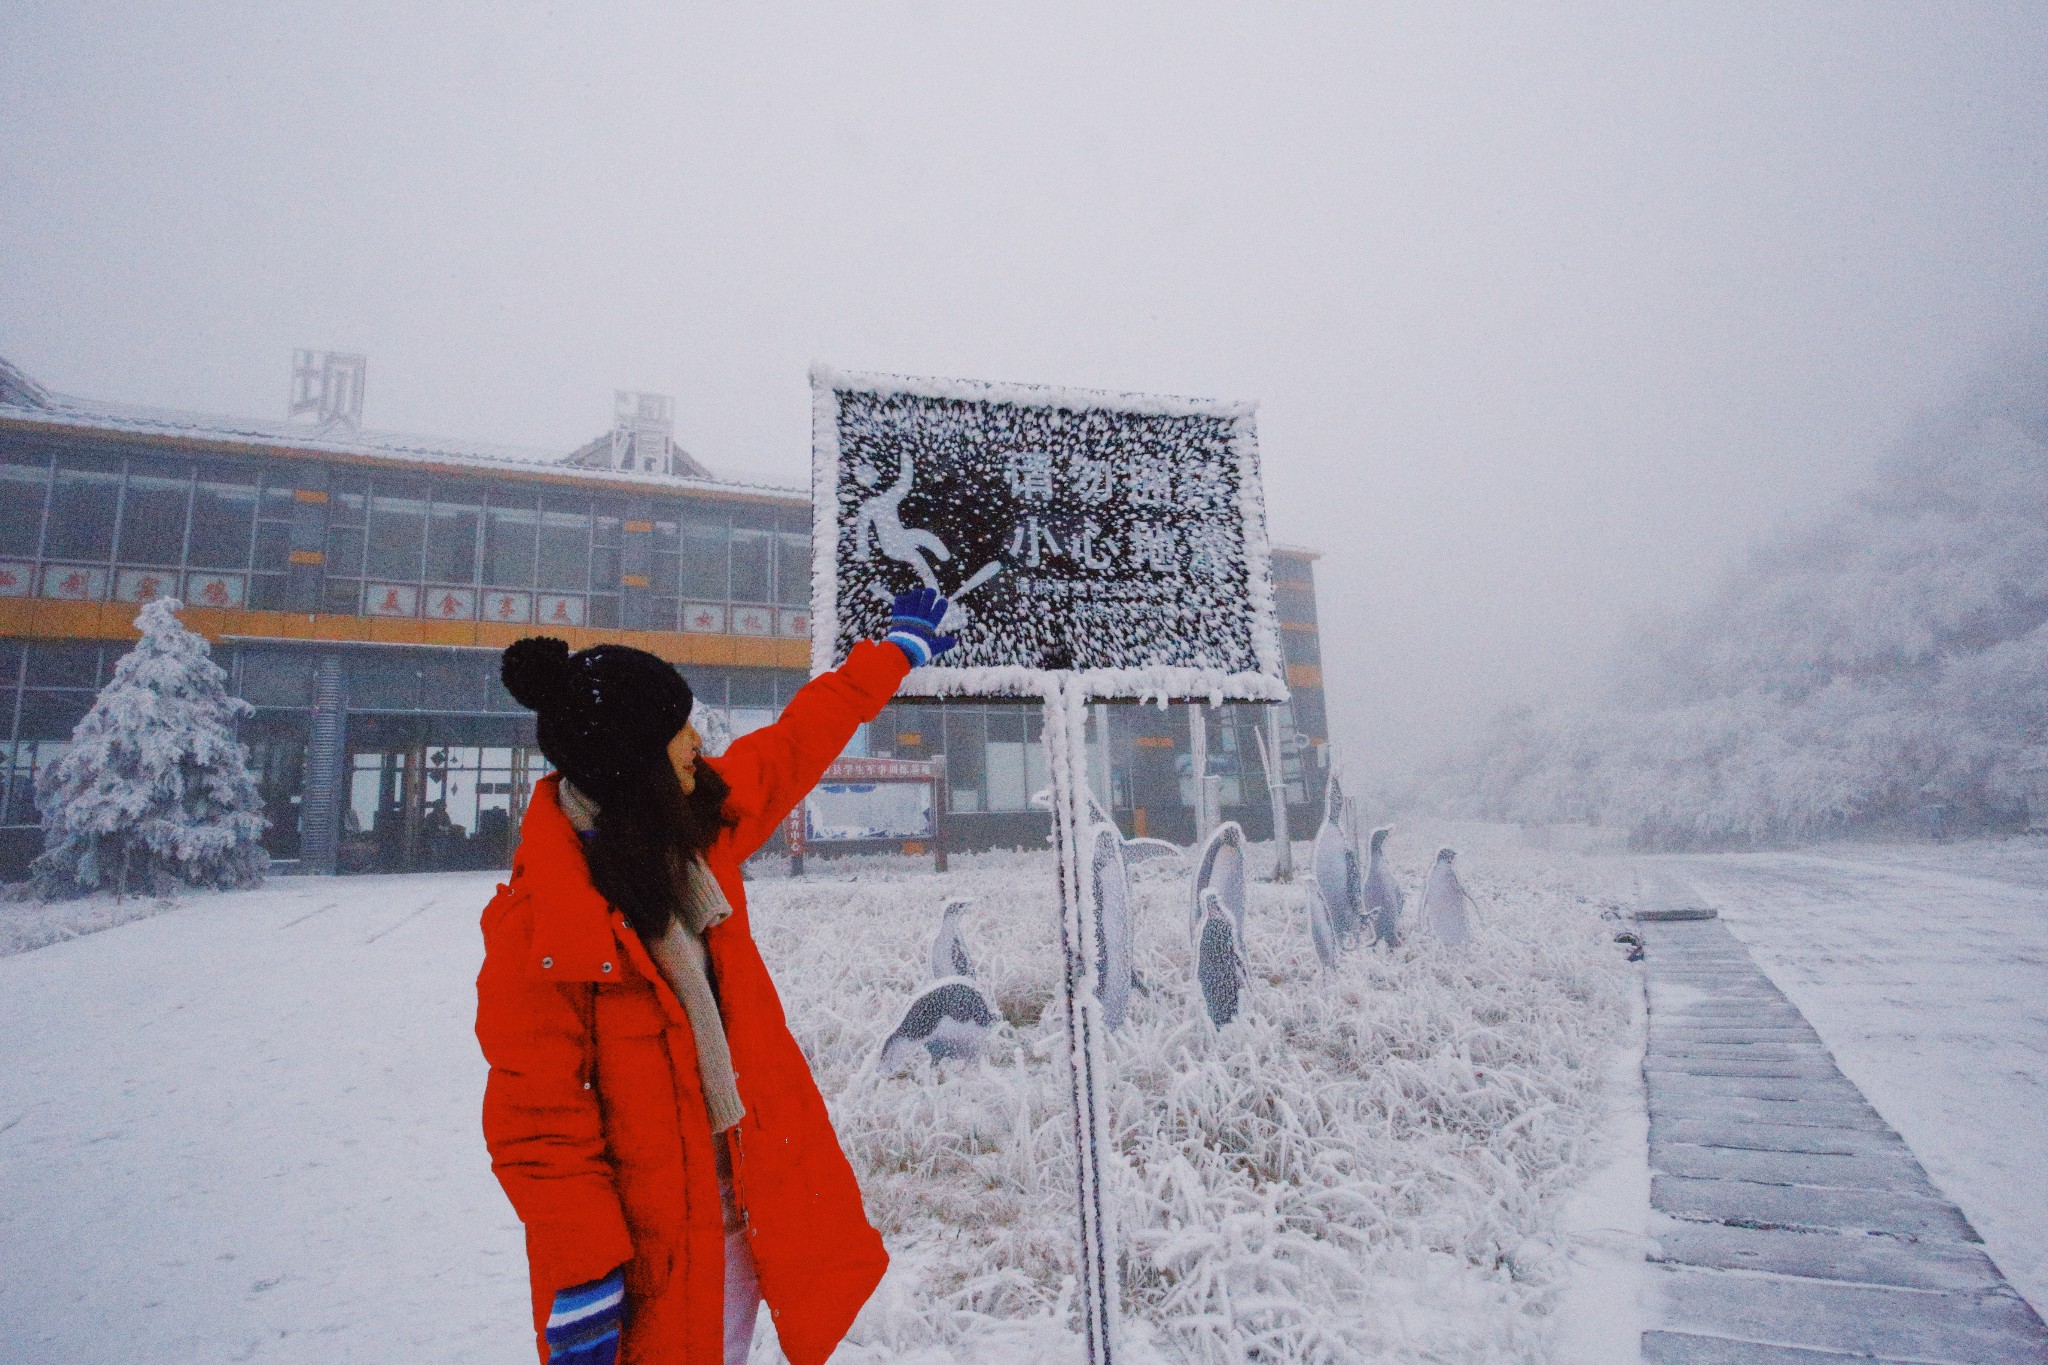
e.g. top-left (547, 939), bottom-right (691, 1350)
top-left (558, 780), bottom-right (746, 1133)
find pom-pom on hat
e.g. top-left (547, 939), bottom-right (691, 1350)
top-left (501, 637), bottom-right (695, 806)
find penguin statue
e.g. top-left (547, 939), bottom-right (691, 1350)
top-left (1191, 821), bottom-right (1248, 949)
top-left (1307, 879), bottom-right (1341, 971)
top-left (929, 898), bottom-right (977, 981)
top-left (1089, 822), bottom-right (1135, 1029)
top-left (1312, 772), bottom-right (1365, 945)
top-left (878, 977), bottom-right (998, 1071)
top-left (1364, 827), bottom-right (1404, 948)
top-left (1419, 847), bottom-right (1473, 946)
top-left (1194, 886), bottom-right (1248, 1028)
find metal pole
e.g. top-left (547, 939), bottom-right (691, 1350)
top-left (1090, 702), bottom-right (1114, 822)
top-left (1044, 675), bottom-right (1119, 1364)
top-left (1265, 704), bottom-right (1293, 882)
top-left (929, 754), bottom-right (948, 874)
top-left (1188, 702), bottom-right (1210, 843)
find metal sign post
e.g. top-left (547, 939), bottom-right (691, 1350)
top-left (812, 367), bottom-right (1288, 1364)
top-left (1043, 675), bottom-right (1118, 1358)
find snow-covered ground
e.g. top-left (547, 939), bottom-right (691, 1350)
top-left (0, 826), bottom-right (1633, 1363)
top-left (1669, 836), bottom-right (2048, 1317)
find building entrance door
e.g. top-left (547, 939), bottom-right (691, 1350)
top-left (338, 715), bottom-right (544, 873)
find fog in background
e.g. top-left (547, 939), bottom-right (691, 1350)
top-left (5, 3), bottom-right (2045, 788)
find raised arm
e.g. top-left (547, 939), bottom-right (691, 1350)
top-left (711, 639), bottom-right (911, 858)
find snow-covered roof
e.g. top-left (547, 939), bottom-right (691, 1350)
top-left (0, 361), bottom-right (803, 503)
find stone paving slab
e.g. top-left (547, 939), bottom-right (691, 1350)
top-left (1649, 1093), bottom-right (1894, 1132)
top-left (1650, 1116), bottom-right (1909, 1157)
top-left (1642, 1330), bottom-right (1920, 1364)
top-left (1653, 1173), bottom-right (1979, 1240)
top-left (1638, 911), bottom-right (2048, 1360)
top-left (1648, 1264), bottom-right (2048, 1362)
top-left (1653, 1072), bottom-right (1870, 1104)
top-left (1651, 1141), bottom-right (1943, 1195)
top-left (1647, 1040), bottom-right (1835, 1061)
top-left (1649, 1221), bottom-right (2006, 1293)
top-left (1645, 1055), bottom-right (1843, 1079)
top-left (1656, 1026), bottom-right (1829, 1045)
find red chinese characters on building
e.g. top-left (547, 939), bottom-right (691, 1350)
top-left (427, 589), bottom-right (476, 621)
top-left (364, 583), bottom-right (419, 618)
top-left (484, 592), bottom-right (531, 623)
top-left (536, 594), bottom-right (585, 627)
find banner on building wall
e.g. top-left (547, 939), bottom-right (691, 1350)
top-left (803, 781), bottom-right (934, 842)
top-left (810, 367), bottom-right (1286, 702)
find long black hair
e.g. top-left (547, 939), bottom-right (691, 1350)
top-left (580, 757), bottom-right (736, 944)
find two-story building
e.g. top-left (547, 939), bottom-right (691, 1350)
top-left (0, 358), bottom-right (1330, 879)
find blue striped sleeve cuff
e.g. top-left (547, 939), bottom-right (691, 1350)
top-left (547, 1267), bottom-right (624, 1364)
top-left (885, 630), bottom-right (934, 667)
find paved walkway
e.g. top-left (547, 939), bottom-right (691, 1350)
top-left (1639, 914), bottom-right (2048, 1363)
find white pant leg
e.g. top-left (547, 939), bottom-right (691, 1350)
top-left (723, 1225), bottom-right (761, 1365)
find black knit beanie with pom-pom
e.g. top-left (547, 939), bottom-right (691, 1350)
top-left (500, 637), bottom-right (694, 807)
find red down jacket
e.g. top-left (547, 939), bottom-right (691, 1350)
top-left (476, 640), bottom-right (910, 1364)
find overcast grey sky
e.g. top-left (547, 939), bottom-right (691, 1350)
top-left (4, 2), bottom-right (2045, 782)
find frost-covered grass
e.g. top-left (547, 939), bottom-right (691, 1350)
top-left (748, 830), bottom-right (1633, 1363)
top-left (0, 883), bottom-right (188, 957)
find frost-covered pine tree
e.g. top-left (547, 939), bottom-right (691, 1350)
top-left (31, 598), bottom-right (268, 898)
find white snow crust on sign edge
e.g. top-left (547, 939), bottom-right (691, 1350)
top-left (809, 370), bottom-right (847, 680)
top-left (808, 363), bottom-right (1256, 421)
top-left (892, 662), bottom-right (1288, 706)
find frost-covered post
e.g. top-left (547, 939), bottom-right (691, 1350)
top-left (31, 598), bottom-right (269, 899)
top-left (1044, 675), bottom-right (1119, 1358)
top-left (813, 368), bottom-right (1287, 1364)
top-left (1264, 704), bottom-right (1294, 880)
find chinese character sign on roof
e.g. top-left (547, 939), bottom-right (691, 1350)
top-left (289, 350), bottom-right (367, 431)
top-left (811, 368), bottom-right (1286, 702)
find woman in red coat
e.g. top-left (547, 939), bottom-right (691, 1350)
top-left (477, 591), bottom-right (955, 1365)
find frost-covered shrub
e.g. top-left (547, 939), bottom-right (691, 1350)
top-left (31, 599), bottom-right (268, 898)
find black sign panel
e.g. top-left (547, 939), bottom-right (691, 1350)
top-left (812, 368), bottom-right (1284, 700)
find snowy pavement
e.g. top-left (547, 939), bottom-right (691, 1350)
top-left (1637, 915), bottom-right (2048, 1362)
top-left (0, 871), bottom-right (531, 1364)
top-left (0, 830), bottom-right (1635, 1364)
top-left (1670, 846), bottom-right (2048, 1320)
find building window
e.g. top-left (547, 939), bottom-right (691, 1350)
top-left (1282, 629), bottom-right (1321, 665)
top-left (0, 448), bottom-right (50, 558)
top-left (679, 508), bottom-right (729, 599)
top-left (44, 456), bottom-right (121, 562)
top-left (486, 492), bottom-right (539, 588)
top-left (1274, 584), bottom-right (1317, 624)
top-left (776, 529), bottom-right (809, 608)
top-left (729, 529), bottom-right (771, 603)
top-left (537, 493), bottom-right (591, 592)
top-left (115, 458), bottom-right (191, 566)
top-left (364, 477), bottom-right (428, 582)
top-left (187, 462), bottom-right (258, 570)
top-left (427, 493), bottom-right (481, 585)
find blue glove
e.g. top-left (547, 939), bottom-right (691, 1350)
top-left (885, 588), bottom-right (957, 667)
top-left (546, 1266), bottom-right (624, 1365)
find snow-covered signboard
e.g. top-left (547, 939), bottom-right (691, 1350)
top-left (803, 780), bottom-right (934, 842)
top-left (812, 367), bottom-right (1286, 701)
